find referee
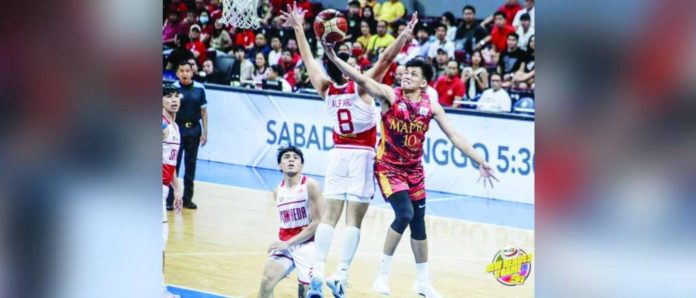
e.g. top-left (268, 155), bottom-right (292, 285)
top-left (167, 60), bottom-right (208, 210)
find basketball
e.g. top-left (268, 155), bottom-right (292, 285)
top-left (313, 9), bottom-right (348, 43)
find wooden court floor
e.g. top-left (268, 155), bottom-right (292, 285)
top-left (165, 182), bottom-right (534, 297)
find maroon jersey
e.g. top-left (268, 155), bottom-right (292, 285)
top-left (376, 88), bottom-right (433, 166)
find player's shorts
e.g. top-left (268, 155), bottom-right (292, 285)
top-left (269, 240), bottom-right (314, 285)
top-left (374, 161), bottom-right (426, 201)
top-left (323, 147), bottom-right (375, 202)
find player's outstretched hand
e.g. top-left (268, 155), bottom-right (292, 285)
top-left (280, 2), bottom-right (306, 30)
top-left (267, 241), bottom-right (289, 253)
top-left (477, 162), bottom-right (499, 189)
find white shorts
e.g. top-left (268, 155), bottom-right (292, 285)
top-left (269, 241), bottom-right (314, 285)
top-left (323, 147), bottom-right (375, 202)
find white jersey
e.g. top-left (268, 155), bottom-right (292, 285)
top-left (162, 114), bottom-right (180, 186)
top-left (276, 176), bottom-right (312, 241)
top-left (325, 81), bottom-right (379, 150)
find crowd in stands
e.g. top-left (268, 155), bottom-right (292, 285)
top-left (163, 0), bottom-right (535, 114)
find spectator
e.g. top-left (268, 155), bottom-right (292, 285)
top-left (338, 43), bottom-right (351, 55)
top-left (285, 38), bottom-right (302, 63)
top-left (197, 10), bottom-right (214, 45)
top-left (481, 0), bottom-right (522, 28)
top-left (268, 35), bottom-right (283, 66)
top-left (347, 56), bottom-right (361, 71)
top-left (209, 18), bottom-right (232, 53)
top-left (295, 0), bottom-right (314, 20)
top-left (181, 10), bottom-right (197, 32)
top-left (440, 12), bottom-right (458, 42)
top-left (230, 46), bottom-right (254, 84)
top-left (356, 20), bottom-right (373, 49)
top-left (187, 24), bottom-right (208, 65)
top-left (166, 0), bottom-right (189, 16)
top-left (435, 60), bottom-right (466, 107)
top-left (366, 20), bottom-right (396, 58)
top-left (194, 0), bottom-right (208, 14)
top-left (168, 60), bottom-right (208, 210)
top-left (293, 66), bottom-right (312, 90)
top-left (208, 0), bottom-right (223, 19)
top-left (279, 50), bottom-right (297, 88)
top-left (189, 58), bottom-right (204, 82)
top-left (497, 33), bottom-right (526, 87)
top-left (163, 11), bottom-right (183, 48)
top-left (477, 73), bottom-right (511, 112)
top-left (346, 0), bottom-right (363, 41)
top-left (378, 0), bottom-right (406, 24)
top-left (516, 13), bottom-right (534, 51)
top-left (166, 34), bottom-right (194, 70)
top-left (427, 23), bottom-right (455, 60)
top-left (269, 0), bottom-right (293, 18)
top-left (433, 48), bottom-right (449, 78)
top-left (392, 64), bottom-right (406, 87)
top-left (414, 24), bottom-right (432, 57)
top-left (512, 0), bottom-right (535, 30)
top-left (268, 15), bottom-right (293, 45)
top-left (476, 11), bottom-right (515, 53)
top-left (252, 52), bottom-right (270, 83)
top-left (231, 27), bottom-right (256, 49)
top-left (513, 35), bottom-right (534, 89)
top-left (454, 5), bottom-right (488, 54)
top-left (361, 6), bottom-right (377, 33)
top-left (199, 58), bottom-right (227, 84)
top-left (247, 33), bottom-right (272, 60)
top-left (462, 50), bottom-right (489, 99)
top-left (263, 65), bottom-right (292, 92)
top-left (394, 25), bottom-right (420, 65)
top-left (351, 41), bottom-right (372, 69)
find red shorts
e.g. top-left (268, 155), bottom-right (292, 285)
top-left (374, 161), bottom-right (426, 201)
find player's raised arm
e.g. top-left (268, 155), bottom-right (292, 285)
top-left (431, 101), bottom-right (499, 188)
top-left (322, 41), bottom-right (396, 104)
top-left (281, 3), bottom-right (331, 96)
top-left (366, 12), bottom-right (419, 81)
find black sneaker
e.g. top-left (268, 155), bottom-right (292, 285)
top-left (166, 205), bottom-right (174, 211)
top-left (183, 202), bottom-right (198, 209)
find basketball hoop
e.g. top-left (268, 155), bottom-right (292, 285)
top-left (221, 0), bottom-right (262, 29)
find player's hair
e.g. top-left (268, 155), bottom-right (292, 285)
top-left (463, 5), bottom-right (476, 14)
top-left (405, 57), bottom-right (434, 83)
top-left (163, 82), bottom-right (179, 96)
top-left (277, 145), bottom-right (305, 164)
top-left (494, 11), bottom-right (506, 19)
top-left (325, 51), bottom-right (351, 85)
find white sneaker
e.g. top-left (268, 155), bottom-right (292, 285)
top-left (372, 272), bottom-right (390, 295)
top-left (306, 276), bottom-right (324, 298)
top-left (412, 281), bottom-right (443, 298)
top-left (326, 272), bottom-right (347, 298)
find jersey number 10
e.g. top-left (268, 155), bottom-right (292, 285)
top-left (337, 108), bottom-right (354, 134)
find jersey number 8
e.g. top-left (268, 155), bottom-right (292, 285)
top-left (337, 108), bottom-right (354, 134)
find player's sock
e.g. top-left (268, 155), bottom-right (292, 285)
top-left (313, 223), bottom-right (334, 278)
top-left (378, 253), bottom-right (393, 275)
top-left (336, 226), bottom-right (360, 277)
top-left (416, 262), bottom-right (429, 282)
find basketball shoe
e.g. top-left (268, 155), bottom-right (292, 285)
top-left (412, 281), bottom-right (443, 298)
top-left (306, 276), bottom-right (324, 298)
top-left (325, 271), bottom-right (347, 298)
top-left (372, 272), bottom-right (390, 295)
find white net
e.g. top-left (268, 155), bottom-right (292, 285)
top-left (221, 0), bottom-right (261, 29)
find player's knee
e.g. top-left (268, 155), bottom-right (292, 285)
top-left (391, 209), bottom-right (414, 233)
top-left (260, 273), bottom-right (276, 291)
top-left (409, 216), bottom-right (427, 240)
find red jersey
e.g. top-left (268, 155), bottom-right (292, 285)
top-left (376, 88), bottom-right (433, 166)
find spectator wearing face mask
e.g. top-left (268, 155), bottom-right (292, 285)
top-left (197, 10), bottom-right (214, 45)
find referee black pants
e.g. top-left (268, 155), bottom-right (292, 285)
top-left (167, 134), bottom-right (200, 205)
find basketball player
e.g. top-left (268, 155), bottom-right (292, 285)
top-left (321, 45), bottom-right (498, 297)
top-left (258, 146), bottom-right (324, 298)
top-left (162, 83), bottom-right (184, 298)
top-left (281, 4), bottom-right (419, 297)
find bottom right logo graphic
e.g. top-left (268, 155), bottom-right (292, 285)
top-left (486, 245), bottom-right (533, 286)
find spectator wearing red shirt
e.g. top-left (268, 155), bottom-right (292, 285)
top-left (434, 60), bottom-right (466, 107)
top-left (197, 10), bottom-right (214, 46)
top-left (481, 0), bottom-right (522, 27)
top-left (232, 27), bottom-right (256, 49)
top-left (477, 11), bottom-right (515, 53)
top-left (351, 41), bottom-right (372, 70)
top-left (166, 0), bottom-right (188, 16)
top-left (280, 49), bottom-right (297, 88)
top-left (187, 25), bottom-right (208, 65)
top-left (296, 0), bottom-right (314, 20)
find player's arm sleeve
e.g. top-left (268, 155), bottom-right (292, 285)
top-left (432, 101), bottom-right (487, 165)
